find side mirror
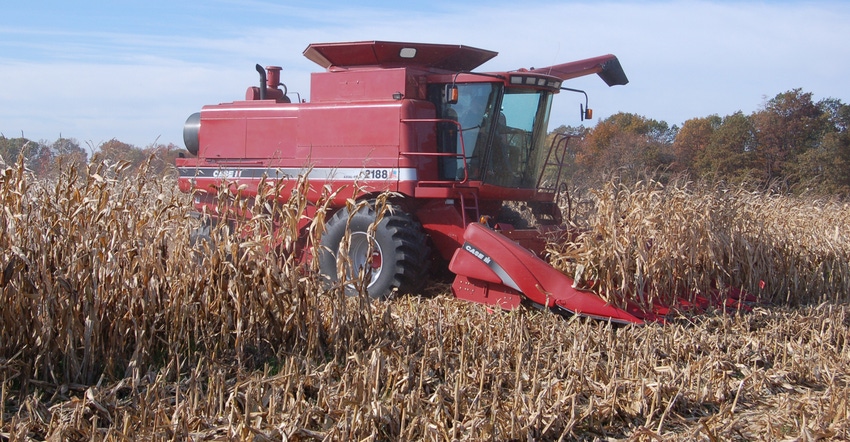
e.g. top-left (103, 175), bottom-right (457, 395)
top-left (445, 84), bottom-right (458, 104)
top-left (581, 104), bottom-right (593, 121)
top-left (564, 87), bottom-right (593, 121)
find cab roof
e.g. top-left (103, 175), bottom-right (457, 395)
top-left (303, 41), bottom-right (498, 72)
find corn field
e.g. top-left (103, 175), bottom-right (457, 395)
top-left (1, 158), bottom-right (849, 440)
top-left (550, 177), bottom-right (850, 310)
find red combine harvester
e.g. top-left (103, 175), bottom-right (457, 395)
top-left (176, 40), bottom-right (648, 324)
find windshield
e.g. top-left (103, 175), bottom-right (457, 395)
top-left (484, 88), bottom-right (553, 188)
top-left (429, 83), bottom-right (553, 187)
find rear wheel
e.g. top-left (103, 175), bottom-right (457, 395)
top-left (319, 203), bottom-right (429, 299)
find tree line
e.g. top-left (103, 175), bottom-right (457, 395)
top-left (0, 136), bottom-right (182, 178)
top-left (553, 88), bottom-right (850, 196)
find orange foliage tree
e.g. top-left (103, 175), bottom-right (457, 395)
top-left (570, 112), bottom-right (676, 184)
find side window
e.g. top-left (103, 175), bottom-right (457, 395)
top-left (428, 85), bottom-right (461, 180)
top-left (429, 83), bottom-right (500, 181)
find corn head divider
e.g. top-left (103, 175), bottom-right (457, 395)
top-left (176, 41), bottom-right (752, 325)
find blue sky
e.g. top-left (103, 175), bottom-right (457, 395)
top-left (2, 0), bottom-right (849, 149)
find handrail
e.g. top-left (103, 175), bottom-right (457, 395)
top-left (400, 117), bottom-right (469, 184)
top-left (536, 133), bottom-right (572, 193)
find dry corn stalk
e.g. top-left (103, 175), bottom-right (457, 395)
top-left (549, 177), bottom-right (850, 309)
top-left (1, 159), bottom-right (849, 440)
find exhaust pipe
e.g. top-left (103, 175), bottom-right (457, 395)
top-left (255, 64), bottom-right (267, 100)
top-left (251, 64), bottom-right (288, 102)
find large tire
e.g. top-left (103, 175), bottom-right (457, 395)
top-left (319, 203), bottom-right (429, 299)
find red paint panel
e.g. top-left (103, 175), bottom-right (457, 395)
top-left (416, 200), bottom-right (465, 260)
top-left (451, 275), bottom-right (523, 310)
top-left (245, 116), bottom-right (297, 159)
top-left (296, 103), bottom-right (401, 166)
top-left (200, 116), bottom-right (245, 159)
top-left (310, 69), bottom-right (409, 102)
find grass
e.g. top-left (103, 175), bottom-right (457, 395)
top-left (1, 158), bottom-right (849, 440)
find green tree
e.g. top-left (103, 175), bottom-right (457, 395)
top-left (695, 111), bottom-right (759, 183)
top-left (0, 136), bottom-right (57, 175)
top-left (752, 89), bottom-right (830, 183)
top-left (0, 136), bottom-right (34, 164)
top-left (784, 98), bottom-right (850, 195)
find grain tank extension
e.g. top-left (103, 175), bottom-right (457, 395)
top-left (176, 41), bottom-right (646, 324)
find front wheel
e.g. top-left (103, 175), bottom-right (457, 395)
top-left (318, 203), bottom-right (429, 299)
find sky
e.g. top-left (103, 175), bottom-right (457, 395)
top-left (1, 0), bottom-right (849, 149)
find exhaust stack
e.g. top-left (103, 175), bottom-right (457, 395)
top-left (255, 64), bottom-right (267, 100)
top-left (247, 65), bottom-right (289, 102)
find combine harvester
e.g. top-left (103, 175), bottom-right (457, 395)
top-left (176, 41), bottom-right (749, 325)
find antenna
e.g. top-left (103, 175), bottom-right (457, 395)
top-left (546, 42), bottom-right (561, 77)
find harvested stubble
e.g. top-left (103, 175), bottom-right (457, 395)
top-left (1, 159), bottom-right (849, 441)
